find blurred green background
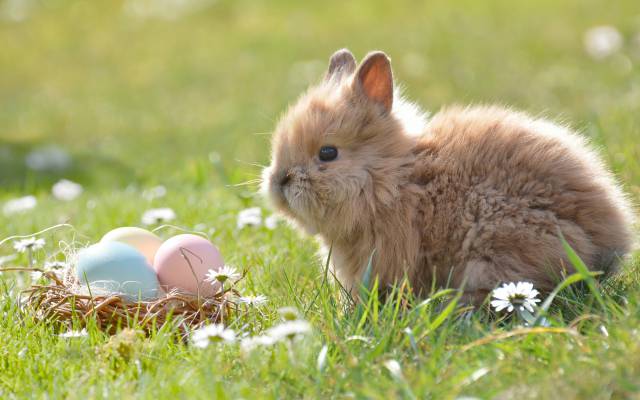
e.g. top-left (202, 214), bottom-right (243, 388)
top-left (1, 2), bottom-right (639, 397)
top-left (1, 0), bottom-right (639, 203)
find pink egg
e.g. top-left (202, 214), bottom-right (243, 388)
top-left (153, 234), bottom-right (224, 297)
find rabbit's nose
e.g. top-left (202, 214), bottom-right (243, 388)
top-left (279, 173), bottom-right (291, 187)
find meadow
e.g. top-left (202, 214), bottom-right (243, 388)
top-left (1, 0), bottom-right (639, 398)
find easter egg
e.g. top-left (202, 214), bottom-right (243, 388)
top-left (101, 227), bottom-right (162, 265)
top-left (76, 241), bottom-right (160, 300)
top-left (153, 234), bottom-right (224, 296)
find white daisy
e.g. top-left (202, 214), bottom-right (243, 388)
top-left (3, 195), bottom-right (37, 216)
top-left (13, 237), bottom-right (46, 253)
top-left (59, 328), bottom-right (88, 338)
top-left (42, 261), bottom-right (68, 280)
top-left (491, 281), bottom-right (541, 313)
top-left (30, 270), bottom-right (44, 281)
top-left (383, 359), bottom-right (403, 380)
top-left (317, 344), bottom-right (329, 372)
top-left (345, 335), bottom-right (373, 344)
top-left (277, 306), bottom-right (300, 321)
top-left (599, 325), bottom-right (609, 337)
top-left (204, 265), bottom-right (241, 284)
top-left (141, 207), bottom-right (176, 226)
top-left (239, 294), bottom-right (268, 306)
top-left (208, 152), bottom-right (221, 164)
top-left (52, 179), bottom-right (83, 201)
top-left (142, 185), bottom-right (167, 201)
top-left (0, 254), bottom-right (17, 266)
top-left (191, 324), bottom-right (236, 348)
top-left (264, 214), bottom-right (279, 230)
top-left (237, 207), bottom-right (262, 229)
top-left (266, 320), bottom-right (312, 341)
top-left (584, 25), bottom-right (623, 60)
top-left (44, 261), bottom-right (68, 270)
top-left (240, 335), bottom-right (276, 353)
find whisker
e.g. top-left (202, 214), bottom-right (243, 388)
top-left (235, 159), bottom-right (268, 169)
top-left (227, 179), bottom-right (263, 188)
top-left (257, 112), bottom-right (277, 124)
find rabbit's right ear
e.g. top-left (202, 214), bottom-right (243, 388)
top-left (354, 51), bottom-right (393, 114)
top-left (325, 49), bottom-right (356, 81)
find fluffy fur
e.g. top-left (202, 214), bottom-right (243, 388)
top-left (262, 49), bottom-right (635, 303)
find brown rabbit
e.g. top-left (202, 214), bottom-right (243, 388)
top-left (262, 49), bottom-right (635, 303)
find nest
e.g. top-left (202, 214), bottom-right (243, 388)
top-left (2, 266), bottom-right (236, 337)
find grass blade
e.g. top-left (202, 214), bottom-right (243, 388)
top-left (559, 233), bottom-right (607, 310)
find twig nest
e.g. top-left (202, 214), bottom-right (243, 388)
top-left (8, 266), bottom-right (235, 337)
top-left (2, 228), bottom-right (234, 336)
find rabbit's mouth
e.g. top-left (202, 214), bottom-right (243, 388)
top-left (268, 180), bottom-right (320, 236)
top-left (262, 165), bottom-right (315, 221)
top-left (283, 185), bottom-right (309, 213)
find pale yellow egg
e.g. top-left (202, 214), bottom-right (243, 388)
top-left (101, 227), bottom-right (163, 265)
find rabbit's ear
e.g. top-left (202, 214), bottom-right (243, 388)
top-left (325, 49), bottom-right (356, 81)
top-left (354, 51), bottom-right (393, 113)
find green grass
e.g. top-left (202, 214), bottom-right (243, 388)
top-left (1, 0), bottom-right (639, 398)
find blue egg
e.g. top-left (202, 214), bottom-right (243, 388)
top-left (76, 241), bottom-right (160, 300)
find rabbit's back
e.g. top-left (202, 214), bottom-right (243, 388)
top-left (411, 106), bottom-right (634, 295)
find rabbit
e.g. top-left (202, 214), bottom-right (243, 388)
top-left (261, 48), bottom-right (635, 304)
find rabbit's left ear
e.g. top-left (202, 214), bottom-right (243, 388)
top-left (326, 49), bottom-right (356, 81)
top-left (354, 51), bottom-right (393, 113)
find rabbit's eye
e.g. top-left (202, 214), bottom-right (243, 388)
top-left (319, 146), bottom-right (338, 162)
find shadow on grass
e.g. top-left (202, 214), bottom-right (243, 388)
top-left (0, 139), bottom-right (136, 193)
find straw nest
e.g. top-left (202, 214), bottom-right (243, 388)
top-left (2, 266), bottom-right (237, 337)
